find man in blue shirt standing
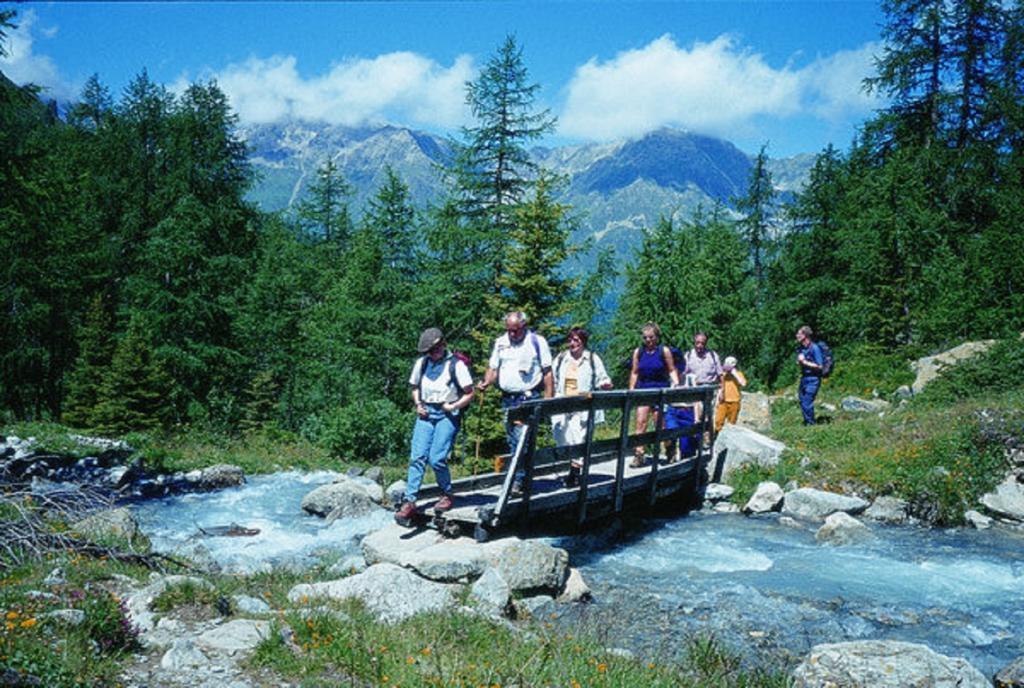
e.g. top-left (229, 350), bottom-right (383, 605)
top-left (795, 325), bottom-right (824, 425)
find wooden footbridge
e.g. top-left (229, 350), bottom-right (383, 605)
top-left (411, 386), bottom-right (718, 541)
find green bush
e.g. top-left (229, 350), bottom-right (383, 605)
top-left (314, 399), bottom-right (411, 465)
top-left (76, 590), bottom-right (140, 653)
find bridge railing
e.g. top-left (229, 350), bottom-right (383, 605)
top-left (490, 385), bottom-right (718, 526)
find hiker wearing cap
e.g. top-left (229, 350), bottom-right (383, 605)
top-left (477, 311), bottom-right (553, 496)
top-left (714, 355), bottom-right (747, 433)
top-left (795, 325), bottom-right (824, 425)
top-left (627, 322), bottom-right (681, 468)
top-left (551, 327), bottom-right (613, 487)
top-left (395, 328), bottom-right (474, 527)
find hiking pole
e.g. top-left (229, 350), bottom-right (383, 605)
top-left (473, 391), bottom-right (486, 476)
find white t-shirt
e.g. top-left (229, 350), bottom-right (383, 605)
top-left (409, 354), bottom-right (473, 406)
top-left (487, 331), bottom-right (553, 394)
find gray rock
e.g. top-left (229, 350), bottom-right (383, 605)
top-left (197, 464), bottom-right (245, 490)
top-left (743, 481), bottom-right (784, 514)
top-left (197, 619), bottom-right (271, 654)
top-left (231, 594), bottom-right (271, 614)
top-left (911, 340), bottom-right (997, 395)
top-left (703, 483), bottom-right (734, 502)
top-left (995, 655), bottom-right (1024, 687)
top-left (895, 385), bottom-right (913, 399)
top-left (125, 575), bottom-right (214, 632)
top-left (791, 640), bottom-right (989, 687)
top-left (43, 567), bottom-right (65, 586)
top-left (470, 567), bottom-right (511, 615)
top-left (327, 554), bottom-right (368, 576)
top-left (557, 567), bottom-right (593, 603)
top-left (841, 396), bottom-right (891, 413)
top-left (980, 475), bottom-right (1024, 521)
top-left (301, 480), bottom-right (381, 518)
top-left (364, 466), bottom-right (384, 483)
top-left (779, 516), bottom-right (802, 528)
top-left (73, 507), bottom-right (141, 542)
top-left (815, 512), bottom-right (873, 545)
top-left (783, 487), bottom-right (869, 521)
top-left (864, 496), bottom-right (910, 524)
top-left (713, 502), bottom-right (741, 513)
top-left (386, 480), bottom-right (406, 506)
top-left (143, 616), bottom-right (188, 649)
top-left (362, 523), bottom-right (450, 565)
top-left (736, 391), bottom-right (772, 431)
top-left (484, 539), bottom-right (569, 595)
top-left (513, 594), bottom-right (554, 619)
top-left (160, 638), bottom-right (210, 670)
top-left (362, 525), bottom-right (490, 582)
top-left (965, 509), bottom-right (993, 530)
top-left (287, 562), bottom-right (457, 624)
top-left (345, 475), bottom-right (384, 503)
top-left (404, 539), bottom-right (489, 582)
top-left (710, 424), bottom-right (786, 482)
top-left (44, 608), bottom-right (85, 625)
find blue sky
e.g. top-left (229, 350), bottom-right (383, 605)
top-left (2, 1), bottom-right (887, 157)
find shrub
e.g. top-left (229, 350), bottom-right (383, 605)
top-left (76, 590), bottom-right (140, 653)
top-left (315, 399), bottom-right (410, 465)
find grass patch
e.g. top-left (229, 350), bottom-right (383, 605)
top-left (764, 348), bottom-right (1022, 524)
top-left (0, 555), bottom-right (146, 687)
top-left (250, 600), bottom-right (788, 688)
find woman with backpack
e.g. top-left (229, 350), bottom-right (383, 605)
top-left (628, 322), bottom-right (681, 467)
top-left (551, 326), bottom-right (613, 486)
top-left (395, 327), bottom-right (474, 527)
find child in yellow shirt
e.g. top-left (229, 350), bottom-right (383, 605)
top-left (715, 356), bottom-right (747, 433)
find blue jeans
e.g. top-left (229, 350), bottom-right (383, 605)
top-left (799, 376), bottom-right (821, 425)
top-left (665, 406), bottom-right (697, 457)
top-left (404, 414), bottom-right (458, 502)
top-left (501, 394), bottom-right (535, 484)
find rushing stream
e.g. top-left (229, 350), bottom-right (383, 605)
top-left (132, 472), bottom-right (1024, 676)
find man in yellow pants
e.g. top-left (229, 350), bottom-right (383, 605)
top-left (715, 356), bottom-right (747, 433)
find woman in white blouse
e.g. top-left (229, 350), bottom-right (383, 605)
top-left (551, 327), bottom-right (613, 486)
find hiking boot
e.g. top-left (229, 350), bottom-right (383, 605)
top-left (511, 480), bottom-right (525, 497)
top-left (394, 500), bottom-right (418, 527)
top-left (664, 443), bottom-right (680, 464)
top-left (434, 494), bottom-right (454, 512)
top-left (630, 449), bottom-right (646, 468)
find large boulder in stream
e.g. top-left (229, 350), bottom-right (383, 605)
top-left (979, 474), bottom-right (1024, 522)
top-left (362, 524), bottom-right (569, 593)
top-left (814, 512), bottom-right (872, 545)
top-left (196, 464), bottom-right (245, 490)
top-left (287, 562), bottom-right (457, 624)
top-left (301, 479), bottom-right (382, 518)
top-left (791, 640), bottom-right (989, 688)
top-left (709, 424), bottom-right (785, 482)
top-left (783, 487), bottom-right (869, 521)
top-left (743, 481), bottom-right (784, 514)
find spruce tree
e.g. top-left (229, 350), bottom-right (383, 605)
top-left (92, 317), bottom-right (172, 435)
top-left (295, 159), bottom-right (353, 246)
top-left (62, 294), bottom-right (116, 428)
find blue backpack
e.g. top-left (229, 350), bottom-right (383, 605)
top-left (817, 341), bottom-right (834, 378)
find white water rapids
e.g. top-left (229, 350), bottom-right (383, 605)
top-left (131, 471), bottom-right (1024, 675)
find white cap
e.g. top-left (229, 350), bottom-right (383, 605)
top-left (723, 356), bottom-right (738, 369)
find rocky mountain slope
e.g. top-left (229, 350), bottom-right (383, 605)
top-left (241, 121), bottom-right (815, 257)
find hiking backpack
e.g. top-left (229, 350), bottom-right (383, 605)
top-left (416, 352), bottom-right (471, 399)
top-left (817, 341), bottom-right (834, 378)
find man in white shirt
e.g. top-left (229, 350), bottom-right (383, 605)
top-left (477, 311), bottom-right (553, 495)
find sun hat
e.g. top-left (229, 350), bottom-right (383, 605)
top-left (417, 327), bottom-right (444, 353)
top-left (723, 356), bottom-right (738, 370)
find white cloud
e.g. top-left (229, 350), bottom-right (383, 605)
top-left (559, 34), bottom-right (882, 141)
top-left (185, 51), bottom-right (475, 128)
top-left (0, 10), bottom-right (74, 100)
top-left (801, 42), bottom-right (884, 118)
